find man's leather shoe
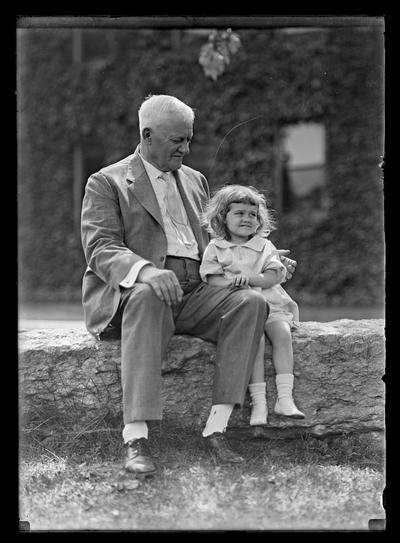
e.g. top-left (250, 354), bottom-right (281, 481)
top-left (124, 438), bottom-right (157, 475)
top-left (204, 432), bottom-right (244, 463)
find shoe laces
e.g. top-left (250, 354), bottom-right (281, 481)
top-left (127, 437), bottom-right (151, 455)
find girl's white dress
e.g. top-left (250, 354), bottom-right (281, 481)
top-left (199, 234), bottom-right (299, 328)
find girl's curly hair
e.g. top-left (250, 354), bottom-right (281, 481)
top-left (201, 184), bottom-right (277, 240)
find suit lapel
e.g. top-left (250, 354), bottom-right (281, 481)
top-left (173, 170), bottom-right (208, 255)
top-left (126, 149), bottom-right (164, 229)
top-left (125, 148), bottom-right (208, 253)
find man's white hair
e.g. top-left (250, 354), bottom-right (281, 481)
top-left (138, 94), bottom-right (195, 135)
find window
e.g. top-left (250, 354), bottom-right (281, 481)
top-left (281, 122), bottom-right (328, 213)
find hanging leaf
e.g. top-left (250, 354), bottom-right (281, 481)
top-left (199, 28), bottom-right (242, 81)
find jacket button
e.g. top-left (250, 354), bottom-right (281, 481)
top-left (160, 256), bottom-right (165, 262)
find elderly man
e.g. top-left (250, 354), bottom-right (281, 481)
top-left (81, 94), bottom-right (296, 475)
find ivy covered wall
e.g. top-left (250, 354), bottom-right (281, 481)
top-left (17, 26), bottom-right (384, 306)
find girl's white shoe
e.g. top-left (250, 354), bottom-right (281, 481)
top-left (274, 397), bottom-right (305, 419)
top-left (250, 402), bottom-right (268, 426)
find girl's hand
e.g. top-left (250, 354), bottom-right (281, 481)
top-left (231, 274), bottom-right (250, 288)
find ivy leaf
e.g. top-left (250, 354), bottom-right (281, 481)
top-left (199, 29), bottom-right (241, 81)
top-left (223, 29), bottom-right (241, 55)
top-left (199, 44), bottom-right (226, 81)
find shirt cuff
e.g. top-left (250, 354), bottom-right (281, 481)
top-left (120, 260), bottom-right (153, 288)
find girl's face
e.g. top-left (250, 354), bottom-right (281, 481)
top-left (225, 202), bottom-right (259, 243)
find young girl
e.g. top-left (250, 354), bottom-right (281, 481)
top-left (200, 184), bottom-right (304, 426)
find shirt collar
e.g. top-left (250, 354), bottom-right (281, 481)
top-left (213, 234), bottom-right (268, 251)
top-left (139, 152), bottom-right (171, 182)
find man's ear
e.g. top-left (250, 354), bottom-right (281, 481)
top-left (142, 127), bottom-right (151, 143)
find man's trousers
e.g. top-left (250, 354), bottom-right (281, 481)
top-left (110, 280), bottom-right (269, 424)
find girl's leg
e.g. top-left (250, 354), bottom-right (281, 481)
top-left (265, 320), bottom-right (305, 419)
top-left (248, 335), bottom-right (268, 425)
top-left (265, 320), bottom-right (294, 374)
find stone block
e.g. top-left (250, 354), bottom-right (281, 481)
top-left (18, 319), bottom-right (385, 437)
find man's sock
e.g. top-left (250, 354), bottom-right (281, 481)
top-left (249, 382), bottom-right (268, 425)
top-left (202, 404), bottom-right (234, 437)
top-left (122, 421), bottom-right (148, 444)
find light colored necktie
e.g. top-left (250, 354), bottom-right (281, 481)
top-left (159, 173), bottom-right (189, 226)
top-left (158, 173), bottom-right (195, 248)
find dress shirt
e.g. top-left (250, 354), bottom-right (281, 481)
top-left (120, 153), bottom-right (199, 288)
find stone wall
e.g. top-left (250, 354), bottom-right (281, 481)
top-left (19, 319), bottom-right (385, 438)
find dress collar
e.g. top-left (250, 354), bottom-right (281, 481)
top-left (213, 234), bottom-right (268, 251)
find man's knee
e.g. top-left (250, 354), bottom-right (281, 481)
top-left (243, 289), bottom-right (268, 309)
top-left (123, 283), bottom-right (164, 312)
top-left (120, 284), bottom-right (173, 334)
top-left (233, 289), bottom-right (268, 318)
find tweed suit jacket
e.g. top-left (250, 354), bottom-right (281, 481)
top-left (81, 146), bottom-right (210, 337)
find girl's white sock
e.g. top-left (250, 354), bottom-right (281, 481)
top-left (202, 404), bottom-right (234, 437)
top-left (122, 421), bottom-right (148, 444)
top-left (249, 382), bottom-right (268, 425)
top-left (275, 373), bottom-right (305, 418)
top-left (275, 373), bottom-right (294, 404)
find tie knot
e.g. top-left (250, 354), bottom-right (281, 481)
top-left (158, 172), bottom-right (170, 182)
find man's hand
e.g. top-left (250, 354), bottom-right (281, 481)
top-left (277, 249), bottom-right (297, 280)
top-left (137, 265), bottom-right (183, 306)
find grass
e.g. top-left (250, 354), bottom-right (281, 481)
top-left (19, 418), bottom-right (385, 532)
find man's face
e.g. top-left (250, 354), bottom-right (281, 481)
top-left (144, 112), bottom-right (193, 172)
